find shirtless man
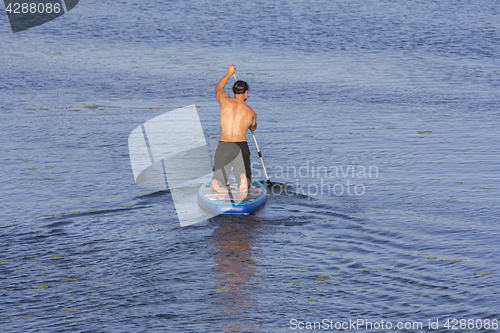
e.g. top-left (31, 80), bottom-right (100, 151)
top-left (211, 64), bottom-right (257, 193)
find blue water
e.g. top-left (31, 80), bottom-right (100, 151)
top-left (1, 0), bottom-right (499, 332)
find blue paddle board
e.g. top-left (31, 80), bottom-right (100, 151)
top-left (198, 179), bottom-right (267, 214)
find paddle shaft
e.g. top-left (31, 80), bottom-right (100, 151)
top-left (251, 131), bottom-right (270, 183)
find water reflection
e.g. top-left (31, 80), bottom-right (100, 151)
top-left (209, 216), bottom-right (262, 332)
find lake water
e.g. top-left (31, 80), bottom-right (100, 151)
top-left (1, 0), bottom-right (499, 332)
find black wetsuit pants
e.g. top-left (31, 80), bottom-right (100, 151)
top-left (212, 141), bottom-right (251, 187)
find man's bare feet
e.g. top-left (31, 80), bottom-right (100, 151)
top-left (239, 173), bottom-right (249, 193)
top-left (211, 179), bottom-right (228, 193)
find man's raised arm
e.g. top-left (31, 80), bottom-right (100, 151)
top-left (215, 64), bottom-right (236, 102)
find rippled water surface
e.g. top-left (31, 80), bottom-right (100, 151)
top-left (1, 0), bottom-right (499, 332)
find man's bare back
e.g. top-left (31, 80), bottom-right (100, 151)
top-left (218, 98), bottom-right (256, 142)
top-left (211, 64), bottom-right (257, 193)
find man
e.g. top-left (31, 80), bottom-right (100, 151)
top-left (211, 64), bottom-right (257, 193)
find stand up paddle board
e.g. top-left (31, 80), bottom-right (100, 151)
top-left (198, 179), bottom-right (266, 214)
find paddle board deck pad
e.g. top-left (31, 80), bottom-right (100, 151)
top-left (198, 180), bottom-right (267, 214)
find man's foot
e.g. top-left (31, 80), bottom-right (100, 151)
top-left (239, 174), bottom-right (249, 193)
top-left (211, 179), bottom-right (228, 193)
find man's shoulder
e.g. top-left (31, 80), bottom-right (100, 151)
top-left (244, 102), bottom-right (256, 114)
top-left (216, 90), bottom-right (231, 103)
top-left (238, 101), bottom-right (256, 115)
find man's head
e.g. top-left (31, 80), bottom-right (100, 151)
top-left (233, 80), bottom-right (249, 96)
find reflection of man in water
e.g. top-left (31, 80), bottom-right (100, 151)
top-left (209, 217), bottom-right (259, 331)
top-left (212, 64), bottom-right (257, 193)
